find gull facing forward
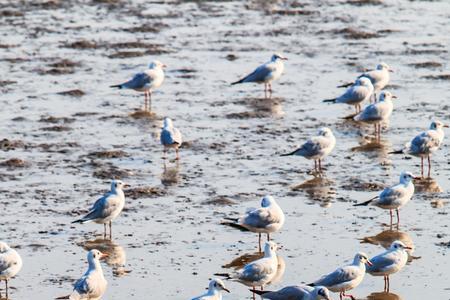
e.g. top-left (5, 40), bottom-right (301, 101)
top-left (0, 241), bottom-right (22, 298)
top-left (191, 279), bottom-right (230, 300)
top-left (160, 117), bottom-right (183, 160)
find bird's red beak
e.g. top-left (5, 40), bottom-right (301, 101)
top-left (366, 260), bottom-right (373, 266)
top-left (100, 253), bottom-right (109, 260)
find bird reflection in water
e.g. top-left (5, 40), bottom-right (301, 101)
top-left (221, 251), bottom-right (285, 298)
top-left (291, 176), bottom-right (335, 208)
top-left (81, 238), bottom-right (130, 277)
top-left (245, 96), bottom-right (285, 118)
top-left (161, 161), bottom-right (180, 186)
top-left (351, 136), bottom-right (392, 163)
top-left (360, 229), bottom-right (420, 262)
top-left (413, 177), bottom-right (442, 193)
top-left (367, 291), bottom-right (403, 300)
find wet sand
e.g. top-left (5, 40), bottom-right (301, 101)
top-left (0, 0), bottom-right (449, 299)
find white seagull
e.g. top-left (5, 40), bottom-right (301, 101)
top-left (281, 127), bottom-right (336, 173)
top-left (216, 242), bottom-right (279, 290)
top-left (160, 117), bottom-right (183, 160)
top-left (324, 77), bottom-right (374, 113)
top-left (221, 196), bottom-right (285, 252)
top-left (390, 120), bottom-right (448, 178)
top-left (72, 180), bottom-right (129, 238)
top-left (191, 279), bottom-right (230, 300)
top-left (354, 91), bottom-right (396, 139)
top-left (339, 63), bottom-right (393, 102)
top-left (0, 241), bottom-right (22, 298)
top-left (231, 53), bottom-right (287, 96)
top-left (57, 249), bottom-right (108, 300)
top-left (110, 60), bottom-right (166, 112)
top-left (309, 252), bottom-right (372, 300)
top-left (254, 285), bottom-right (332, 300)
top-left (354, 172), bottom-right (416, 227)
top-left (367, 241), bottom-right (411, 292)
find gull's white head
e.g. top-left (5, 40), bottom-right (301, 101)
top-left (0, 241), bottom-right (10, 252)
top-left (353, 252), bottom-right (372, 266)
top-left (430, 120), bottom-right (448, 130)
top-left (88, 249), bottom-right (108, 263)
top-left (271, 53), bottom-right (288, 62)
top-left (264, 241), bottom-right (278, 256)
top-left (379, 91), bottom-right (396, 102)
top-left (357, 76), bottom-right (373, 87)
top-left (149, 60), bottom-right (167, 69)
top-left (317, 127), bottom-right (334, 137)
top-left (261, 195), bottom-right (276, 207)
top-left (389, 240), bottom-right (412, 251)
top-left (399, 171), bottom-right (415, 184)
top-left (208, 278), bottom-right (230, 293)
top-left (314, 286), bottom-right (332, 300)
top-left (377, 62), bottom-right (393, 72)
top-left (163, 117), bottom-right (174, 128)
top-left (111, 180), bottom-right (129, 191)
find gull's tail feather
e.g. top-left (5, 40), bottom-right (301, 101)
top-left (337, 82), bottom-right (354, 88)
top-left (55, 295), bottom-right (70, 300)
top-left (353, 196), bottom-right (378, 206)
top-left (388, 149), bottom-right (404, 154)
top-left (220, 221), bottom-right (249, 232)
top-left (322, 98), bottom-right (336, 103)
top-left (252, 290), bottom-right (270, 296)
top-left (110, 84), bottom-right (123, 89)
top-left (280, 149), bottom-right (298, 156)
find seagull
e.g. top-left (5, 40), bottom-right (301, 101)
top-left (367, 241), bottom-right (411, 292)
top-left (338, 63), bottom-right (393, 102)
top-left (0, 241), bottom-right (22, 299)
top-left (281, 127), bottom-right (336, 173)
top-left (160, 117), bottom-right (183, 160)
top-left (56, 249), bottom-right (108, 300)
top-left (389, 120), bottom-right (448, 178)
top-left (215, 241), bottom-right (279, 291)
top-left (309, 252), bottom-right (372, 300)
top-left (221, 196), bottom-right (285, 252)
top-left (324, 77), bottom-right (374, 113)
top-left (191, 279), bottom-right (230, 300)
top-left (354, 172), bottom-right (416, 228)
top-left (110, 60), bottom-right (166, 112)
top-left (253, 285), bottom-right (332, 300)
top-left (72, 180), bottom-right (129, 239)
top-left (231, 53), bottom-right (287, 96)
top-left (354, 91), bottom-right (396, 140)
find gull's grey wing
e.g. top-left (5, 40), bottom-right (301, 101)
top-left (367, 252), bottom-right (397, 273)
top-left (336, 85), bottom-right (368, 104)
top-left (121, 72), bottom-right (151, 89)
top-left (81, 193), bottom-right (121, 221)
top-left (160, 127), bottom-right (182, 145)
top-left (240, 260), bottom-right (273, 282)
top-left (358, 103), bottom-right (381, 121)
top-left (409, 130), bottom-right (441, 154)
top-left (294, 136), bottom-right (330, 158)
top-left (360, 70), bottom-right (383, 84)
top-left (314, 266), bottom-right (358, 287)
top-left (242, 208), bottom-right (280, 229)
top-left (260, 285), bottom-right (309, 300)
top-left (0, 255), bottom-right (13, 274)
top-left (73, 275), bottom-right (93, 296)
top-left (378, 185), bottom-right (405, 205)
top-left (240, 63), bottom-right (275, 83)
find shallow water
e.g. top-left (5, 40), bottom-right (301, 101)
top-left (0, 0), bottom-right (449, 299)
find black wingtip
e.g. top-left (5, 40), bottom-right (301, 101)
top-left (322, 98), bottom-right (337, 103)
top-left (231, 80), bottom-right (242, 85)
top-left (213, 273), bottom-right (231, 279)
top-left (252, 290), bottom-right (269, 296)
top-left (307, 282), bottom-right (315, 287)
top-left (220, 222), bottom-right (249, 232)
top-left (337, 82), bottom-right (354, 88)
top-left (280, 150), bottom-right (297, 157)
top-left (388, 149), bottom-right (404, 154)
top-left (110, 84), bottom-right (122, 89)
top-left (71, 219), bottom-right (83, 224)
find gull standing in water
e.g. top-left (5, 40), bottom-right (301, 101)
top-left (56, 249), bottom-right (108, 300)
top-left (72, 180), bottom-right (129, 239)
top-left (367, 241), bottom-right (411, 292)
top-left (0, 241), bottom-right (22, 298)
top-left (110, 60), bottom-right (166, 112)
top-left (160, 117), bottom-right (183, 160)
top-left (338, 63), bottom-right (393, 102)
top-left (221, 196), bottom-right (285, 252)
top-left (324, 77), bottom-right (373, 114)
top-left (281, 127), bottom-right (336, 173)
top-left (354, 172), bottom-right (416, 228)
top-left (354, 91), bottom-right (396, 140)
top-left (309, 252), bottom-right (372, 300)
top-left (191, 279), bottom-right (230, 300)
top-left (215, 242), bottom-right (279, 291)
top-left (390, 120), bottom-right (448, 178)
top-left (231, 53), bottom-right (287, 97)
top-left (254, 285), bottom-right (332, 300)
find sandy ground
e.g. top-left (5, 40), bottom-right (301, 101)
top-left (0, 0), bottom-right (449, 299)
